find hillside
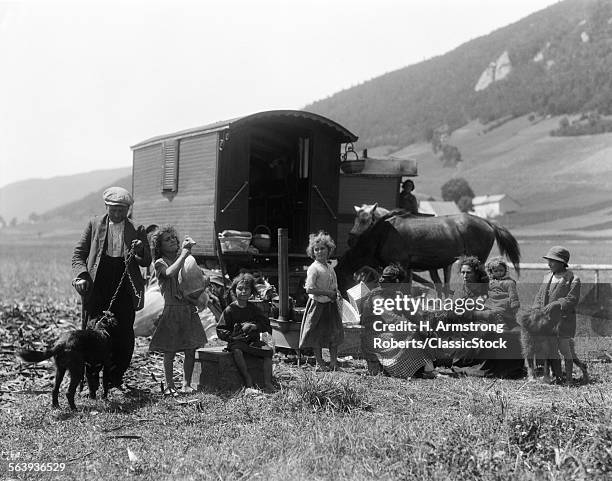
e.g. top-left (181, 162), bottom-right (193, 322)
top-left (41, 175), bottom-right (132, 223)
top-left (0, 167), bottom-right (131, 223)
top-left (305, 0), bottom-right (612, 150)
top-left (389, 113), bottom-right (612, 237)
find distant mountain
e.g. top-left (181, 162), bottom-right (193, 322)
top-left (306, 0), bottom-right (612, 150)
top-left (41, 175), bottom-right (132, 223)
top-left (0, 168), bottom-right (131, 223)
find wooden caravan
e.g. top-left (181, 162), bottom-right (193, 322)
top-left (131, 110), bottom-right (358, 258)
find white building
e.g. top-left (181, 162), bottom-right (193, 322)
top-left (418, 201), bottom-right (461, 216)
top-left (472, 194), bottom-right (520, 219)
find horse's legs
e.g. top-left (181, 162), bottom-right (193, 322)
top-left (428, 269), bottom-right (443, 297)
top-left (404, 268), bottom-right (413, 293)
top-left (442, 264), bottom-right (453, 298)
top-left (399, 265), bottom-right (421, 295)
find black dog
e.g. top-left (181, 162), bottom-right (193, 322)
top-left (17, 314), bottom-right (119, 410)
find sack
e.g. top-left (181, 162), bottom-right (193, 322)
top-left (179, 255), bottom-right (208, 302)
top-left (134, 283), bottom-right (164, 337)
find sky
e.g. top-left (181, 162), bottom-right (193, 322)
top-left (0, 0), bottom-right (560, 188)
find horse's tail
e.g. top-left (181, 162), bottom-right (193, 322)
top-left (489, 221), bottom-right (521, 276)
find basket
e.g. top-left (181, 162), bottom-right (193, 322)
top-left (340, 143), bottom-right (365, 174)
top-left (252, 225), bottom-right (272, 252)
top-left (340, 160), bottom-right (365, 174)
top-left (218, 232), bottom-right (252, 253)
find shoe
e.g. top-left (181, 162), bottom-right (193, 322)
top-left (244, 387), bottom-right (262, 395)
top-left (162, 387), bottom-right (178, 397)
top-left (181, 385), bottom-right (197, 394)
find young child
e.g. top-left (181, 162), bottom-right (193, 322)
top-left (149, 226), bottom-right (207, 396)
top-left (299, 231), bottom-right (344, 371)
top-left (532, 246), bottom-right (588, 384)
top-left (216, 273), bottom-right (273, 392)
top-left (485, 256), bottom-right (520, 327)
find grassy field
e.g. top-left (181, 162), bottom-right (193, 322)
top-left (1, 239), bottom-right (611, 480)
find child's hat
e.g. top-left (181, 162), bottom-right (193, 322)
top-left (543, 246), bottom-right (570, 265)
top-left (103, 187), bottom-right (133, 206)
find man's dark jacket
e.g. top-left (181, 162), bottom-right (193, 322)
top-left (72, 214), bottom-right (151, 311)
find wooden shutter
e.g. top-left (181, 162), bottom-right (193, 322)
top-left (161, 140), bottom-right (179, 192)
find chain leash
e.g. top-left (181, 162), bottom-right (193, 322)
top-left (101, 246), bottom-right (142, 320)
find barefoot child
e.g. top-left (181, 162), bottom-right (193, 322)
top-left (216, 273), bottom-right (274, 391)
top-left (533, 246), bottom-right (588, 384)
top-left (149, 226), bottom-right (207, 395)
top-left (485, 256), bottom-right (520, 328)
top-left (299, 231), bottom-right (344, 370)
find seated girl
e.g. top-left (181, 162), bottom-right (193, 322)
top-left (216, 273), bottom-right (273, 391)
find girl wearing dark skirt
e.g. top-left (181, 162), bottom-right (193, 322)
top-left (299, 231), bottom-right (344, 371)
top-left (217, 273), bottom-right (274, 391)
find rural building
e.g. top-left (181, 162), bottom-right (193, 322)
top-left (472, 194), bottom-right (520, 219)
top-left (418, 200), bottom-right (461, 216)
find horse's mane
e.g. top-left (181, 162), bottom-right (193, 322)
top-left (379, 209), bottom-right (417, 222)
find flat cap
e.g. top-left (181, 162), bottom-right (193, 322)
top-left (103, 187), bottom-right (133, 207)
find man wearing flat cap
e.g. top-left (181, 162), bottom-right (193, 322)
top-left (72, 186), bottom-right (151, 390)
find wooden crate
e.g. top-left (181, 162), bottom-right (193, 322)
top-left (191, 345), bottom-right (271, 391)
top-left (270, 320), bottom-right (363, 356)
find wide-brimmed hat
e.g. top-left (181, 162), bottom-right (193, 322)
top-left (543, 246), bottom-right (570, 265)
top-left (103, 187), bottom-right (133, 207)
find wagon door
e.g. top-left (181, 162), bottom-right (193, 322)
top-left (308, 135), bottom-right (339, 242)
top-left (216, 128), bottom-right (250, 233)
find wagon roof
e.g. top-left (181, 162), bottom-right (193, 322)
top-left (131, 110), bottom-right (358, 149)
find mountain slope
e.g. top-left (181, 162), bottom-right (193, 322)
top-left (0, 167), bottom-right (131, 222)
top-left (41, 175), bottom-right (132, 223)
top-left (392, 114), bottom-right (612, 234)
top-left (305, 0), bottom-right (612, 149)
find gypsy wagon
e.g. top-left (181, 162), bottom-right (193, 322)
top-left (133, 110), bottom-right (348, 258)
top-left (130, 109), bottom-right (416, 299)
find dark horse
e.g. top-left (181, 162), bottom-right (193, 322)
top-left (336, 209), bottom-right (521, 295)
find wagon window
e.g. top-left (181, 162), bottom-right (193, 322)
top-left (298, 137), bottom-right (309, 179)
top-left (161, 140), bottom-right (179, 192)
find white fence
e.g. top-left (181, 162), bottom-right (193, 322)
top-left (517, 263), bottom-right (612, 301)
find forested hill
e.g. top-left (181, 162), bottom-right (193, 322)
top-left (305, 0), bottom-right (612, 149)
